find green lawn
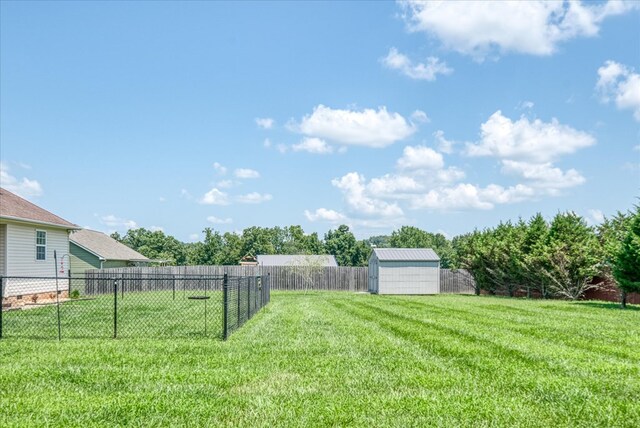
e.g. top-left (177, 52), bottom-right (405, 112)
top-left (2, 290), bottom-right (225, 339)
top-left (1, 292), bottom-right (638, 427)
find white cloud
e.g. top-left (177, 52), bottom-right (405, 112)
top-left (466, 111), bottom-right (595, 163)
top-left (0, 162), bottom-right (43, 199)
top-left (294, 104), bottom-right (416, 148)
top-left (213, 162), bottom-right (227, 175)
top-left (236, 192), bottom-right (272, 204)
top-left (518, 101), bottom-right (535, 110)
top-left (433, 130), bottom-right (456, 154)
top-left (263, 138), bottom-right (272, 148)
top-left (332, 172), bottom-right (404, 218)
top-left (199, 188), bottom-right (230, 205)
top-left (411, 183), bottom-right (535, 211)
top-left (367, 174), bottom-right (423, 197)
top-left (276, 144), bottom-right (288, 154)
top-left (149, 226), bottom-right (164, 232)
top-left (397, 145), bottom-right (444, 170)
top-left (234, 168), bottom-right (260, 179)
top-left (399, 0), bottom-right (636, 59)
top-left (634, 145), bottom-right (640, 152)
top-left (292, 137), bottom-right (334, 154)
top-left (382, 48), bottom-right (452, 81)
top-left (207, 216), bottom-right (233, 224)
top-left (501, 160), bottom-right (586, 189)
top-left (188, 233), bottom-right (200, 242)
top-left (411, 110), bottom-right (430, 123)
top-left (304, 208), bottom-right (347, 223)
top-left (216, 179), bottom-right (236, 189)
top-left (255, 117), bottom-right (275, 129)
top-left (158, 196), bottom-right (166, 202)
top-left (596, 60), bottom-right (640, 121)
top-left (100, 214), bottom-right (138, 230)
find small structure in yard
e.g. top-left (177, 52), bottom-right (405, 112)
top-left (257, 254), bottom-right (338, 267)
top-left (69, 229), bottom-right (151, 273)
top-left (368, 248), bottom-right (440, 295)
top-left (0, 187), bottom-right (80, 308)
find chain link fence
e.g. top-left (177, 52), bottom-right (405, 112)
top-left (0, 273), bottom-right (270, 340)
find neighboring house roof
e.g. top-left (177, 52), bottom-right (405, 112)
top-left (0, 187), bottom-right (79, 229)
top-left (372, 248), bottom-right (440, 262)
top-left (70, 229), bottom-right (150, 262)
top-left (257, 254), bottom-right (338, 267)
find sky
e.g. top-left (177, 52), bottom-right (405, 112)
top-left (1, 1), bottom-right (639, 241)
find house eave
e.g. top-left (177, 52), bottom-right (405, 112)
top-left (0, 215), bottom-right (80, 231)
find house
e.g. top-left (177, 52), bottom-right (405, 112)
top-left (69, 229), bottom-right (150, 274)
top-left (368, 248), bottom-right (440, 295)
top-left (0, 187), bottom-right (80, 307)
top-left (257, 254), bottom-right (338, 267)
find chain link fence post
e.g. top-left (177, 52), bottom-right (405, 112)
top-left (113, 278), bottom-right (118, 339)
top-left (222, 273), bottom-right (228, 340)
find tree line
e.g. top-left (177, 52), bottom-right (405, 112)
top-left (111, 204), bottom-right (639, 306)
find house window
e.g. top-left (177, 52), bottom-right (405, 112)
top-left (36, 230), bottom-right (47, 261)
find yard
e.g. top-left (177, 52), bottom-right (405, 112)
top-left (0, 292), bottom-right (638, 427)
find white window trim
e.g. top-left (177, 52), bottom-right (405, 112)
top-left (35, 229), bottom-right (47, 262)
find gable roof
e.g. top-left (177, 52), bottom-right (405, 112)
top-left (372, 248), bottom-right (440, 262)
top-left (70, 229), bottom-right (150, 261)
top-left (257, 254), bottom-right (338, 267)
top-left (0, 187), bottom-right (79, 229)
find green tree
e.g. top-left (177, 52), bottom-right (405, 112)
top-left (389, 226), bottom-right (453, 268)
top-left (114, 228), bottom-right (187, 265)
top-left (613, 206), bottom-right (640, 308)
top-left (542, 212), bottom-right (603, 300)
top-left (324, 225), bottom-right (369, 266)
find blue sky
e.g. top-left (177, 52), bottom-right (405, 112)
top-left (1, 1), bottom-right (639, 241)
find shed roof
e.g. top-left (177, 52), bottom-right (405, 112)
top-left (372, 248), bottom-right (440, 261)
top-left (70, 229), bottom-right (150, 262)
top-left (0, 187), bottom-right (79, 229)
top-left (257, 254), bottom-right (338, 267)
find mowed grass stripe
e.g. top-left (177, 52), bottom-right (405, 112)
top-left (358, 295), bottom-right (640, 363)
top-left (1, 292), bottom-right (639, 427)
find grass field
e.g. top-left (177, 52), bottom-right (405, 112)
top-left (1, 292), bottom-right (639, 427)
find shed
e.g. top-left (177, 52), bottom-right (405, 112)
top-left (69, 229), bottom-right (150, 274)
top-left (368, 248), bottom-right (440, 295)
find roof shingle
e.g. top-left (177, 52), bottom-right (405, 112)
top-left (0, 187), bottom-right (78, 229)
top-left (70, 229), bottom-right (149, 261)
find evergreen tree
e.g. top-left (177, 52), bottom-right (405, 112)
top-left (613, 206), bottom-right (640, 308)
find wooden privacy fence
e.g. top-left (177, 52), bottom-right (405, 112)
top-left (440, 269), bottom-right (476, 294)
top-left (85, 266), bottom-right (476, 294)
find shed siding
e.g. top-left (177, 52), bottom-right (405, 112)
top-left (0, 224), bottom-right (6, 276)
top-left (3, 222), bottom-right (70, 296)
top-left (378, 261), bottom-right (440, 295)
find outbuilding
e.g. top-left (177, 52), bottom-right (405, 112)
top-left (368, 248), bottom-right (440, 295)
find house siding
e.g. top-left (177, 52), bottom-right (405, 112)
top-left (0, 224), bottom-right (6, 276)
top-left (70, 243), bottom-right (101, 275)
top-left (3, 222), bottom-right (70, 296)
